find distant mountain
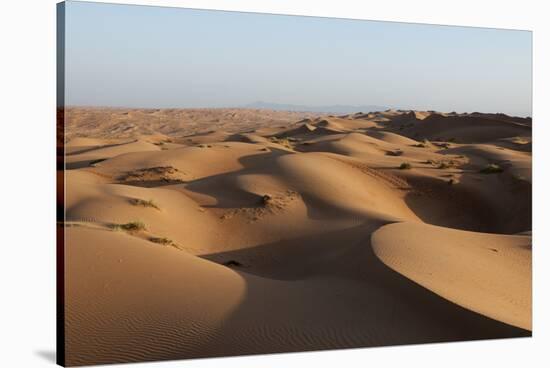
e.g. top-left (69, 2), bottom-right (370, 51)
top-left (244, 101), bottom-right (389, 114)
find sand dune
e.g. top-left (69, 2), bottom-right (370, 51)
top-left (62, 107), bottom-right (532, 366)
top-left (65, 139), bottom-right (161, 169)
top-left (391, 114), bottom-right (531, 143)
top-left (371, 222), bottom-right (531, 330)
top-left (64, 107), bottom-right (315, 141)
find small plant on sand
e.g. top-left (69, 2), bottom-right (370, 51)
top-left (480, 163), bottom-right (503, 174)
top-left (130, 198), bottom-right (160, 210)
top-left (399, 162), bottom-right (412, 170)
top-left (386, 149), bottom-right (404, 156)
top-left (223, 260), bottom-right (243, 268)
top-left (413, 139), bottom-right (431, 148)
top-left (112, 221), bottom-right (146, 232)
top-left (261, 194), bottom-right (273, 206)
top-left (149, 236), bottom-right (174, 246)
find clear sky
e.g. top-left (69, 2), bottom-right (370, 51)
top-left (64, 1), bottom-right (532, 116)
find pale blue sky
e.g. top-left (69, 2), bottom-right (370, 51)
top-left (64, 1), bottom-right (532, 116)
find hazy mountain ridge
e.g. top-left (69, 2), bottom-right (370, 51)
top-left (245, 101), bottom-right (389, 114)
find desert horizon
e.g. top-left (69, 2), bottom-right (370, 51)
top-left (60, 105), bottom-right (532, 365)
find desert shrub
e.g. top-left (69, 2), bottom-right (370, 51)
top-left (399, 162), bottom-right (412, 170)
top-left (386, 149), bottom-right (404, 156)
top-left (261, 194), bottom-right (273, 205)
top-left (130, 198), bottom-right (160, 210)
top-left (480, 164), bottom-right (503, 174)
top-left (413, 139), bottom-right (431, 148)
top-left (223, 260), bottom-right (243, 267)
top-left (149, 236), bottom-right (173, 246)
top-left (112, 221), bottom-right (146, 231)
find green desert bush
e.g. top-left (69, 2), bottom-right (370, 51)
top-left (112, 221), bottom-right (146, 232)
top-left (149, 236), bottom-right (174, 246)
top-left (130, 198), bottom-right (160, 210)
top-left (399, 162), bottom-right (412, 170)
